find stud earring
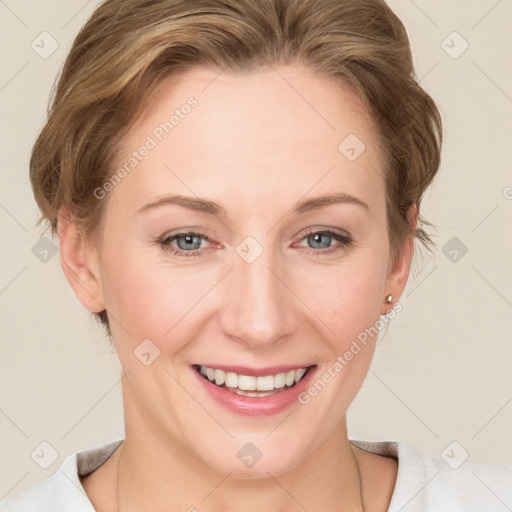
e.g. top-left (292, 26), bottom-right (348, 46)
top-left (385, 294), bottom-right (393, 304)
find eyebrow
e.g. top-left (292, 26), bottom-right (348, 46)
top-left (137, 192), bottom-right (370, 216)
top-left (138, 195), bottom-right (224, 216)
top-left (293, 192), bottom-right (370, 214)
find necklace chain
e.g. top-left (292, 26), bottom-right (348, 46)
top-left (116, 443), bottom-right (122, 512)
top-left (351, 444), bottom-right (366, 512)
top-left (115, 442), bottom-right (365, 512)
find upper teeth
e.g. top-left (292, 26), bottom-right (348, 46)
top-left (199, 366), bottom-right (308, 391)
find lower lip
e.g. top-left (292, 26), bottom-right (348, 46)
top-left (192, 365), bottom-right (317, 416)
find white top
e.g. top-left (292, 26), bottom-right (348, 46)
top-left (1, 438), bottom-right (511, 511)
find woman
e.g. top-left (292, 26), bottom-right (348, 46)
top-left (1, 0), bottom-right (510, 510)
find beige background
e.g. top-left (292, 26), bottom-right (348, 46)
top-left (1, 0), bottom-right (511, 499)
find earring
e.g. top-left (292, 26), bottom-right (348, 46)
top-left (385, 294), bottom-right (393, 304)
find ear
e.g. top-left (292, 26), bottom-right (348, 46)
top-left (57, 208), bottom-right (106, 314)
top-left (380, 204), bottom-right (418, 315)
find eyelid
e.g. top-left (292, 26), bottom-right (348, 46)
top-left (296, 226), bottom-right (352, 240)
top-left (293, 226), bottom-right (353, 245)
top-left (160, 230), bottom-right (215, 247)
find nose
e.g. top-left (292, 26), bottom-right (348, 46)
top-left (219, 245), bottom-right (298, 350)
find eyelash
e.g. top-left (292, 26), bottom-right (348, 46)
top-left (157, 229), bottom-right (353, 258)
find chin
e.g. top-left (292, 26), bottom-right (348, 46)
top-left (195, 433), bottom-right (308, 480)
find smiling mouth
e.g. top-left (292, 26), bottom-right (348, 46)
top-left (192, 364), bottom-right (316, 397)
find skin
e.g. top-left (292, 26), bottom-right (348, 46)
top-left (59, 65), bottom-right (416, 512)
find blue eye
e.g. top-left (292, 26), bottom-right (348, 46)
top-left (158, 229), bottom-right (353, 258)
top-left (159, 232), bottom-right (210, 257)
top-left (298, 229), bottom-right (353, 256)
top-left (307, 232), bottom-right (335, 249)
top-left (172, 233), bottom-right (203, 251)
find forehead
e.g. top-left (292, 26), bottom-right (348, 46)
top-left (111, 65), bottom-right (385, 217)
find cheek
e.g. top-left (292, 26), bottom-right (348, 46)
top-left (99, 244), bottom-right (221, 345)
top-left (298, 254), bottom-right (388, 346)
top-left (290, 257), bottom-right (388, 434)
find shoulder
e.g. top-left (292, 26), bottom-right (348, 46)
top-left (0, 439), bottom-right (123, 512)
top-left (351, 439), bottom-right (512, 512)
top-left (0, 452), bottom-right (88, 512)
top-left (395, 446), bottom-right (512, 512)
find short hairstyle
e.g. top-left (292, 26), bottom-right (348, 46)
top-left (30, 0), bottom-right (442, 335)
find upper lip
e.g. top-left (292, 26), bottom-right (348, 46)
top-left (193, 363), bottom-right (316, 377)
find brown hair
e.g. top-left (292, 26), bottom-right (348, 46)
top-left (30, 0), bottom-right (442, 335)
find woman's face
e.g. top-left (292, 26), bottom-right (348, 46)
top-left (66, 65), bottom-right (412, 477)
